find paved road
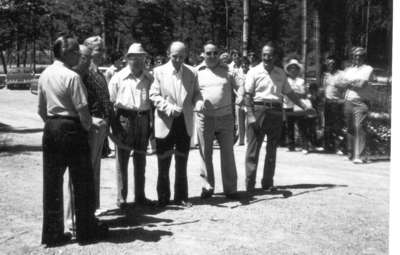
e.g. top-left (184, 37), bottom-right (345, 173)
top-left (0, 88), bottom-right (391, 254)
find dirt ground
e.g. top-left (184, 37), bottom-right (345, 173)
top-left (0, 89), bottom-right (390, 255)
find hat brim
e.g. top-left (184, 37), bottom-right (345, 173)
top-left (284, 62), bottom-right (304, 74)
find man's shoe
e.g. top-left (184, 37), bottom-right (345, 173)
top-left (156, 200), bottom-right (169, 208)
top-left (225, 192), bottom-right (240, 200)
top-left (262, 185), bottom-right (277, 192)
top-left (136, 198), bottom-right (156, 207)
top-left (200, 188), bottom-right (214, 199)
top-left (174, 200), bottom-right (192, 208)
top-left (44, 232), bottom-right (72, 247)
top-left (116, 201), bottom-right (128, 210)
top-left (353, 158), bottom-right (365, 164)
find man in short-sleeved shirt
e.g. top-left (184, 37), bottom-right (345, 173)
top-left (196, 43), bottom-right (238, 200)
top-left (108, 43), bottom-right (154, 208)
top-left (339, 47), bottom-right (374, 163)
top-left (244, 42), bottom-right (315, 194)
top-left (39, 36), bottom-right (108, 246)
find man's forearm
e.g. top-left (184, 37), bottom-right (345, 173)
top-left (77, 106), bottom-right (92, 131)
top-left (287, 91), bottom-right (308, 110)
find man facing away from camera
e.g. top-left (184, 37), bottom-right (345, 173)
top-left (38, 35), bottom-right (108, 247)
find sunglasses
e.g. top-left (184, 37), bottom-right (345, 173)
top-left (205, 51), bottom-right (218, 56)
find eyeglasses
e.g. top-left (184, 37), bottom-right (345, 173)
top-left (205, 51), bottom-right (218, 56)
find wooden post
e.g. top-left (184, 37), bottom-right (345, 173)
top-left (243, 0), bottom-right (249, 56)
top-left (302, 0), bottom-right (307, 80)
top-left (225, 0), bottom-right (229, 51)
top-left (314, 8), bottom-right (321, 85)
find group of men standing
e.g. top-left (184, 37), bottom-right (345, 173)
top-left (38, 35), bottom-right (317, 247)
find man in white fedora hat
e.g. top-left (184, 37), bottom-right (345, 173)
top-left (108, 42), bottom-right (155, 208)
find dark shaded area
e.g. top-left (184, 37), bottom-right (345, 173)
top-left (97, 203), bottom-right (177, 244)
top-left (106, 228), bottom-right (173, 244)
top-left (0, 123), bottom-right (42, 133)
top-left (0, 144), bottom-right (42, 153)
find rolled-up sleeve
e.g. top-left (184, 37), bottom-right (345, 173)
top-left (108, 75), bottom-right (118, 103)
top-left (69, 75), bottom-right (88, 110)
top-left (282, 76), bottom-right (293, 95)
top-left (244, 69), bottom-right (256, 95)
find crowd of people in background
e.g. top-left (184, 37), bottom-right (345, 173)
top-left (37, 34), bottom-right (374, 247)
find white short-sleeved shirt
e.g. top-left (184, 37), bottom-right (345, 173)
top-left (196, 62), bottom-right (236, 116)
top-left (342, 64), bottom-right (373, 101)
top-left (108, 66), bottom-right (153, 111)
top-left (38, 60), bottom-right (88, 117)
top-left (244, 63), bottom-right (292, 103)
top-left (283, 77), bottom-right (305, 109)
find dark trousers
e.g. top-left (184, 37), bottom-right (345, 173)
top-left (245, 109), bottom-right (283, 191)
top-left (282, 109), bottom-right (316, 150)
top-left (42, 117), bottom-right (96, 244)
top-left (324, 100), bottom-right (346, 152)
top-left (116, 109), bottom-right (150, 204)
top-left (344, 100), bottom-right (368, 159)
top-left (156, 114), bottom-right (191, 203)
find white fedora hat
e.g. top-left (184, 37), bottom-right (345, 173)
top-left (284, 59), bottom-right (304, 74)
top-left (126, 43), bottom-right (147, 55)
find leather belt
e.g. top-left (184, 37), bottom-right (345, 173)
top-left (254, 101), bottom-right (282, 108)
top-left (117, 108), bottom-right (150, 117)
top-left (48, 115), bottom-right (80, 121)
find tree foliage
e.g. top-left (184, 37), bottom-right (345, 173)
top-left (0, 0), bottom-right (393, 72)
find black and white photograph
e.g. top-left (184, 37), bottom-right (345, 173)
top-left (0, 0), bottom-right (397, 254)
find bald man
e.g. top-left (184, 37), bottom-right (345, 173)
top-left (150, 41), bottom-right (203, 207)
top-left (196, 43), bottom-right (238, 200)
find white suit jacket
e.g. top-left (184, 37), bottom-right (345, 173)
top-left (150, 61), bottom-right (203, 138)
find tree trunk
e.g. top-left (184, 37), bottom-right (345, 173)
top-left (224, 0), bottom-right (229, 50)
top-left (1, 51), bottom-right (8, 74)
top-left (242, 0), bottom-right (249, 56)
top-left (302, 0), bottom-right (307, 79)
top-left (23, 39), bottom-right (28, 68)
top-left (314, 8), bottom-right (321, 85)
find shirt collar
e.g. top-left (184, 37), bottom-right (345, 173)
top-left (197, 61), bottom-right (228, 71)
top-left (166, 60), bottom-right (183, 75)
top-left (53, 59), bottom-right (67, 68)
top-left (120, 66), bottom-right (151, 81)
top-left (257, 62), bottom-right (276, 74)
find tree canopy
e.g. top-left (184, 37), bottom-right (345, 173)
top-left (0, 0), bottom-right (392, 72)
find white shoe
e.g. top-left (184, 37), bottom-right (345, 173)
top-left (353, 158), bottom-right (365, 164)
top-left (302, 149), bottom-right (309, 154)
top-left (336, 150), bottom-right (344, 155)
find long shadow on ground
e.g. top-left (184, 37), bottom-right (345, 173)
top-left (98, 204), bottom-right (181, 244)
top-left (0, 123), bottom-right (42, 133)
top-left (188, 183), bottom-right (348, 209)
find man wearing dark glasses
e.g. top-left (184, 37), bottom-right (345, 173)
top-left (195, 43), bottom-right (239, 200)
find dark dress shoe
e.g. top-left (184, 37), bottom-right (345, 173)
top-left (44, 232), bottom-right (72, 247)
top-left (262, 186), bottom-right (277, 192)
top-left (174, 200), bottom-right (192, 208)
top-left (116, 201), bottom-right (128, 210)
top-left (200, 188), bottom-right (214, 199)
top-left (225, 192), bottom-right (240, 200)
top-left (136, 198), bottom-right (156, 207)
top-left (156, 200), bottom-right (169, 208)
top-left (78, 221), bottom-right (109, 245)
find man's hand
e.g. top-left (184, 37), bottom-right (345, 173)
top-left (305, 107), bottom-right (317, 117)
top-left (172, 105), bottom-right (183, 117)
top-left (247, 112), bottom-right (257, 125)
